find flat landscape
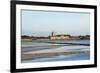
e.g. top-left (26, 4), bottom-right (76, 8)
top-left (21, 40), bottom-right (90, 63)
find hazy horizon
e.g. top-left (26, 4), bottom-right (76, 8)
top-left (21, 10), bottom-right (90, 37)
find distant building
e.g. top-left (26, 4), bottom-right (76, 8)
top-left (50, 31), bottom-right (70, 40)
top-left (51, 31), bottom-right (55, 36)
top-left (21, 32), bottom-right (89, 41)
top-left (70, 36), bottom-right (80, 40)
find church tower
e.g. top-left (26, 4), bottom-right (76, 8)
top-left (51, 31), bottom-right (55, 36)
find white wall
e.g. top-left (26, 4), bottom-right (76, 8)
top-left (0, 0), bottom-right (99, 73)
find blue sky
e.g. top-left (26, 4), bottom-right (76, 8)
top-left (21, 10), bottom-right (90, 37)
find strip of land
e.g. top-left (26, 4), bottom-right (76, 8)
top-left (21, 51), bottom-right (90, 61)
top-left (21, 44), bottom-right (77, 52)
top-left (22, 44), bottom-right (89, 52)
top-left (38, 41), bottom-right (90, 46)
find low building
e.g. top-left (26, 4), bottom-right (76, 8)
top-left (70, 36), bottom-right (80, 40)
top-left (50, 31), bottom-right (70, 40)
top-left (50, 35), bottom-right (70, 40)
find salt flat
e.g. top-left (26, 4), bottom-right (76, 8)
top-left (23, 45), bottom-right (89, 54)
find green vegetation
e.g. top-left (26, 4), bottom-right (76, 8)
top-left (79, 35), bottom-right (90, 39)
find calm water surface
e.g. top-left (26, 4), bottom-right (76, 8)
top-left (21, 40), bottom-right (90, 63)
top-left (22, 40), bottom-right (90, 46)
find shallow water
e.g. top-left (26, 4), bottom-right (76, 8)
top-left (21, 40), bottom-right (90, 63)
top-left (24, 46), bottom-right (89, 54)
top-left (22, 40), bottom-right (90, 47)
top-left (22, 53), bottom-right (90, 63)
top-left (47, 40), bottom-right (90, 44)
top-left (22, 42), bottom-right (50, 47)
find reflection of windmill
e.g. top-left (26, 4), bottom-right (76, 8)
top-left (51, 31), bottom-right (55, 36)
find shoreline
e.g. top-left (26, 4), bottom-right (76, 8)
top-left (21, 39), bottom-right (90, 42)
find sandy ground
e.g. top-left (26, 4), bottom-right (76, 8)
top-left (21, 45), bottom-right (90, 61)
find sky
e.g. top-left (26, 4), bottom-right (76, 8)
top-left (21, 10), bottom-right (90, 37)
